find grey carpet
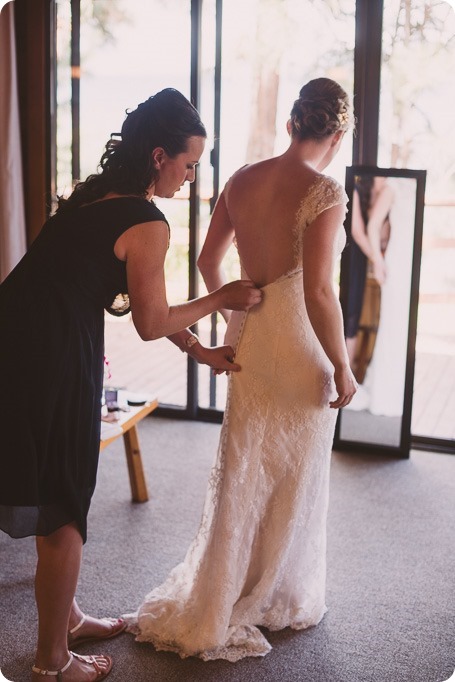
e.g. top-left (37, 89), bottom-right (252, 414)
top-left (1, 416), bottom-right (454, 682)
top-left (338, 410), bottom-right (402, 447)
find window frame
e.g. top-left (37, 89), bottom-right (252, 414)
top-left (49, 0), bottom-right (455, 454)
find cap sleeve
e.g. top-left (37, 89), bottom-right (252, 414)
top-left (299, 175), bottom-right (348, 230)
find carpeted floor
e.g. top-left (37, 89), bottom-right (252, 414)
top-left (1, 416), bottom-right (454, 682)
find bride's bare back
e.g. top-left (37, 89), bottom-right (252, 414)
top-left (198, 76), bottom-right (357, 410)
top-left (226, 157), bottom-right (321, 287)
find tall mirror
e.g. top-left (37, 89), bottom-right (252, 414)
top-left (335, 166), bottom-right (426, 458)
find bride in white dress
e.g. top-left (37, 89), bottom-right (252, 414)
top-left (125, 77), bottom-right (357, 662)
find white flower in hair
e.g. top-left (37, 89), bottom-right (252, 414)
top-left (337, 111), bottom-right (350, 127)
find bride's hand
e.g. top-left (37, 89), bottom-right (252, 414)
top-left (330, 364), bottom-right (358, 409)
top-left (372, 256), bottom-right (387, 285)
top-left (189, 343), bottom-right (240, 375)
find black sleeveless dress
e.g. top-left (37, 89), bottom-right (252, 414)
top-left (0, 197), bottom-right (166, 543)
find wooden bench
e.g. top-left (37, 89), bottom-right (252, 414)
top-left (100, 397), bottom-right (158, 503)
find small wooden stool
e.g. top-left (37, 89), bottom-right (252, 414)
top-left (99, 398), bottom-right (158, 503)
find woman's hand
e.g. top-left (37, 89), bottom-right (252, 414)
top-left (189, 343), bottom-right (240, 374)
top-left (218, 280), bottom-right (262, 311)
top-left (372, 256), bottom-right (387, 285)
top-left (329, 364), bottom-right (358, 409)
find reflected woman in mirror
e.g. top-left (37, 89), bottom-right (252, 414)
top-left (0, 88), bottom-right (262, 682)
top-left (345, 175), bottom-right (391, 379)
top-left (347, 175), bottom-right (415, 416)
top-left (125, 77), bottom-right (357, 661)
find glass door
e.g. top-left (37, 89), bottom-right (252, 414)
top-left (55, 0), bottom-right (356, 421)
top-left (197, 0), bottom-right (356, 414)
top-left (56, 0), bottom-right (195, 411)
top-left (378, 0), bottom-right (455, 450)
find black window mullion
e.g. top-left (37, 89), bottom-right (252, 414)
top-left (48, 0), bottom-right (57, 214)
top-left (187, 0), bottom-right (203, 418)
top-left (207, 0), bottom-right (223, 411)
top-left (353, 0), bottom-right (383, 165)
top-left (210, 0), bottom-right (223, 212)
top-left (70, 0), bottom-right (80, 182)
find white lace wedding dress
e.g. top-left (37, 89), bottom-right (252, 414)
top-left (124, 175), bottom-right (347, 662)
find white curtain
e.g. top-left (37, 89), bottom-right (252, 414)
top-left (0, 0), bottom-right (26, 283)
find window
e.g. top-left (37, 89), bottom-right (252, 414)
top-left (198, 0), bottom-right (356, 410)
top-left (378, 0), bottom-right (455, 442)
top-left (55, 0), bottom-right (454, 450)
top-left (56, 0), bottom-right (355, 417)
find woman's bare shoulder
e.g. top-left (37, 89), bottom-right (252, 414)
top-left (224, 160), bottom-right (278, 205)
top-left (230, 158), bottom-right (277, 183)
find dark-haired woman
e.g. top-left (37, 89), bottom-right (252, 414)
top-left (125, 78), bottom-right (357, 661)
top-left (0, 88), bottom-right (261, 681)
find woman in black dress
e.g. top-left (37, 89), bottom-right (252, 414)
top-left (0, 88), bottom-right (261, 681)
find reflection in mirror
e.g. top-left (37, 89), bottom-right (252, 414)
top-left (336, 167), bottom-right (426, 456)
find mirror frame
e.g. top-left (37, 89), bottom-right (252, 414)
top-left (334, 166), bottom-right (427, 458)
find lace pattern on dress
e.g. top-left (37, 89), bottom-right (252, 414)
top-left (292, 174), bottom-right (348, 265)
top-left (296, 174), bottom-right (348, 231)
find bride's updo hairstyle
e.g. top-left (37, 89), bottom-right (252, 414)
top-left (57, 88), bottom-right (206, 211)
top-left (289, 77), bottom-right (352, 141)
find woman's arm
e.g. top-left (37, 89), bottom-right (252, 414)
top-left (302, 204), bottom-right (357, 408)
top-left (167, 329), bottom-right (240, 374)
top-left (351, 189), bottom-right (374, 259)
top-left (197, 192), bottom-right (236, 323)
top-left (116, 220), bottom-right (261, 341)
top-left (366, 183), bottom-right (394, 285)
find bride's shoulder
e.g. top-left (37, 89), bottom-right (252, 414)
top-left (296, 173), bottom-right (348, 229)
top-left (224, 159), bottom-right (275, 201)
top-left (308, 172), bottom-right (345, 196)
top-left (304, 173), bottom-right (348, 209)
top-left (223, 164), bottom-right (249, 199)
top-left (228, 159), bottom-right (275, 183)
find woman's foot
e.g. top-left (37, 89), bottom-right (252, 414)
top-left (68, 615), bottom-right (126, 648)
top-left (32, 651), bottom-right (112, 681)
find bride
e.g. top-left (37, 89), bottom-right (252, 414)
top-left (125, 77), bottom-right (357, 662)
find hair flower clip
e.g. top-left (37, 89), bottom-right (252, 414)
top-left (337, 111), bottom-right (350, 127)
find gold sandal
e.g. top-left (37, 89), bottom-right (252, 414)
top-left (32, 651), bottom-right (112, 680)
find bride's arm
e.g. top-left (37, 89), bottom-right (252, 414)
top-left (197, 192), bottom-right (236, 323)
top-left (302, 205), bottom-right (357, 408)
top-left (351, 188), bottom-right (374, 259)
top-left (116, 220), bottom-right (260, 341)
top-left (366, 183), bottom-right (394, 285)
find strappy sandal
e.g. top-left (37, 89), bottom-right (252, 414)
top-left (32, 651), bottom-right (112, 680)
top-left (68, 614), bottom-right (126, 648)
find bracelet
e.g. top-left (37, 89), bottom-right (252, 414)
top-left (183, 334), bottom-right (199, 351)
